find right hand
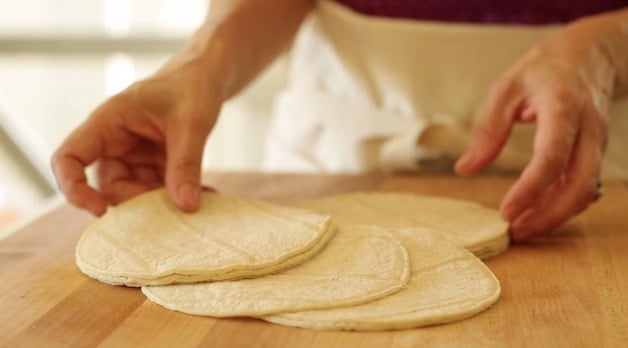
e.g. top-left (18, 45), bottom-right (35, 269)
top-left (51, 58), bottom-right (223, 216)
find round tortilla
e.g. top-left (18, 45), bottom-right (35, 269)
top-left (76, 189), bottom-right (334, 286)
top-left (298, 191), bottom-right (509, 259)
top-left (264, 227), bottom-right (501, 331)
top-left (141, 225), bottom-right (411, 317)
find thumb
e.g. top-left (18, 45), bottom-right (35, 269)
top-left (165, 114), bottom-right (212, 212)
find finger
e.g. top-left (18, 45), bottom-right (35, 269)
top-left (509, 118), bottom-right (602, 241)
top-left (499, 99), bottom-right (579, 221)
top-left (102, 179), bottom-right (156, 205)
top-left (119, 141), bottom-right (166, 168)
top-left (98, 159), bottom-right (163, 204)
top-left (165, 113), bottom-right (212, 212)
top-left (455, 78), bottom-right (521, 176)
top-left (132, 166), bottom-right (161, 184)
top-left (51, 128), bottom-right (108, 216)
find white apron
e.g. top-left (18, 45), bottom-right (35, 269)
top-left (263, 0), bottom-right (628, 179)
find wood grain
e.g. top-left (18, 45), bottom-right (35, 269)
top-left (1, 173), bottom-right (626, 347)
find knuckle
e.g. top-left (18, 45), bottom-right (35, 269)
top-left (551, 87), bottom-right (577, 104)
top-left (174, 158), bottom-right (201, 174)
top-left (183, 112), bottom-right (212, 132)
top-left (560, 120), bottom-right (579, 142)
top-left (487, 78), bottom-right (514, 101)
top-left (474, 122), bottom-right (495, 141)
top-left (50, 148), bottom-right (70, 171)
top-left (545, 92), bottom-right (581, 120)
top-left (537, 152), bottom-right (566, 176)
top-left (50, 151), bottom-right (61, 172)
top-left (66, 180), bottom-right (84, 196)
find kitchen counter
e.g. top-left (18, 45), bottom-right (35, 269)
top-left (1, 172), bottom-right (626, 347)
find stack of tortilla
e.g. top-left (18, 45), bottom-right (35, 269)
top-left (76, 188), bottom-right (507, 331)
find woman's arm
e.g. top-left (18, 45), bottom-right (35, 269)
top-left (159, 0), bottom-right (315, 99)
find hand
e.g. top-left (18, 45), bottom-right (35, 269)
top-left (51, 58), bottom-right (222, 216)
top-left (50, 0), bottom-right (316, 216)
top-left (455, 21), bottom-right (614, 241)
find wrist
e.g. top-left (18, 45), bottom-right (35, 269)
top-left (154, 22), bottom-right (237, 102)
top-left (565, 9), bottom-right (628, 98)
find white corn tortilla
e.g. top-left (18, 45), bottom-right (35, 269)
top-left (264, 227), bottom-right (501, 330)
top-left (76, 189), bottom-right (334, 286)
top-left (142, 225), bottom-right (411, 317)
top-left (299, 191), bottom-right (509, 259)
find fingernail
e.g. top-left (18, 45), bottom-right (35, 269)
top-left (90, 204), bottom-right (106, 217)
top-left (509, 223), bottom-right (528, 243)
top-left (502, 204), bottom-right (521, 221)
top-left (513, 208), bottom-right (536, 226)
top-left (455, 151), bottom-right (475, 175)
top-left (509, 208), bottom-right (538, 241)
top-left (510, 228), bottom-right (529, 243)
top-left (178, 183), bottom-right (199, 211)
top-left (456, 151), bottom-right (474, 167)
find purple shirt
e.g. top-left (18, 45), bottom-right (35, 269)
top-left (335, 0), bottom-right (627, 24)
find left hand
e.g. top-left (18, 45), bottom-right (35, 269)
top-left (455, 21), bottom-right (614, 241)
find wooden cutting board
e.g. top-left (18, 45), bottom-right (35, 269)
top-left (1, 173), bottom-right (627, 347)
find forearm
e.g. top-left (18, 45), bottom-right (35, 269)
top-left (157, 0), bottom-right (315, 100)
top-left (557, 8), bottom-right (628, 99)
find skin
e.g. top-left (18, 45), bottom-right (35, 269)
top-left (456, 8), bottom-right (628, 241)
top-left (51, 0), bottom-right (315, 216)
top-left (52, 2), bottom-right (628, 241)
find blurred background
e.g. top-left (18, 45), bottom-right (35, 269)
top-left (0, 0), bottom-right (286, 237)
